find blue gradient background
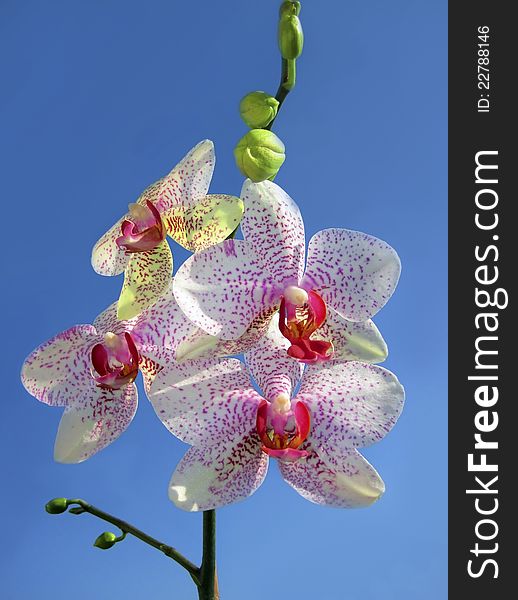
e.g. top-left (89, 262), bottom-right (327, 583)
top-left (0, 1), bottom-right (447, 598)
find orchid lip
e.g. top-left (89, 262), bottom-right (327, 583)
top-left (256, 398), bottom-right (311, 462)
top-left (278, 287), bottom-right (334, 362)
top-left (91, 332), bottom-right (139, 390)
top-left (261, 447), bottom-right (309, 461)
top-left (116, 200), bottom-right (166, 253)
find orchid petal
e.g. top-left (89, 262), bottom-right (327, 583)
top-left (148, 358), bottom-right (262, 446)
top-left (21, 326), bottom-right (97, 406)
top-left (135, 177), bottom-right (165, 206)
top-left (53, 383), bottom-right (138, 463)
top-left (91, 218), bottom-right (129, 276)
top-left (163, 194), bottom-right (244, 252)
top-left (117, 240), bottom-right (173, 320)
top-left (245, 317), bottom-right (304, 400)
top-left (298, 362), bottom-right (404, 450)
top-left (155, 140), bottom-right (215, 213)
top-left (302, 228), bottom-right (401, 322)
top-left (316, 307), bottom-right (388, 363)
top-left (169, 434), bottom-right (268, 511)
top-left (131, 281), bottom-right (200, 358)
top-left (175, 307), bottom-right (276, 361)
top-left (173, 239), bottom-right (280, 339)
top-left (93, 302), bottom-right (139, 335)
top-left (174, 330), bottom-right (224, 362)
top-left (279, 446), bottom-right (384, 508)
top-left (132, 281), bottom-right (274, 363)
top-left (139, 356), bottom-right (163, 395)
top-left (241, 180), bottom-right (305, 287)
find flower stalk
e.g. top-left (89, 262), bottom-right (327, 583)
top-left (52, 499), bottom-right (201, 585)
top-left (265, 58), bottom-right (294, 132)
top-left (47, 499), bottom-right (221, 597)
top-left (198, 510), bottom-right (218, 600)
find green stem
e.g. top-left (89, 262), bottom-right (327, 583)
top-left (266, 58), bottom-right (297, 130)
top-left (66, 499), bottom-right (201, 585)
top-left (198, 510), bottom-right (218, 600)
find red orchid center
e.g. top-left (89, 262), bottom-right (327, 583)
top-left (256, 394), bottom-right (311, 462)
top-left (116, 200), bottom-right (165, 253)
top-left (278, 286), bottom-right (333, 363)
top-left (91, 332), bottom-right (139, 390)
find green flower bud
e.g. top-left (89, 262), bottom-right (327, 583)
top-left (278, 9), bottom-right (304, 60)
top-left (239, 92), bottom-right (279, 129)
top-left (94, 531), bottom-right (118, 550)
top-left (234, 129), bottom-right (286, 182)
top-left (45, 498), bottom-right (69, 514)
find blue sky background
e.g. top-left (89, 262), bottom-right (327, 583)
top-left (0, 1), bottom-right (447, 598)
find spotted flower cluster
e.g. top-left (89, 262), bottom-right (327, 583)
top-left (22, 140), bottom-right (404, 510)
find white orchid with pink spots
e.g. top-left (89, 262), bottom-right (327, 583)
top-left (148, 325), bottom-right (404, 511)
top-left (91, 140), bottom-right (244, 321)
top-left (19, 0), bottom-right (409, 591)
top-left (173, 179), bottom-right (400, 364)
top-left (20, 299), bottom-right (188, 463)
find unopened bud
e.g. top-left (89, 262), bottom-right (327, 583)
top-left (94, 531), bottom-right (119, 550)
top-left (278, 5), bottom-right (304, 60)
top-left (45, 498), bottom-right (69, 514)
top-left (234, 129), bottom-right (286, 182)
top-left (239, 92), bottom-right (279, 129)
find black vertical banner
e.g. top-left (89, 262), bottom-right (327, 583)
top-left (449, 1), bottom-right (515, 597)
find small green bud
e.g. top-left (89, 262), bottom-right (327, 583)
top-left (94, 531), bottom-right (118, 550)
top-left (234, 129), bottom-right (286, 182)
top-left (45, 498), bottom-right (69, 514)
top-left (239, 92), bottom-right (279, 129)
top-left (278, 13), bottom-right (304, 60)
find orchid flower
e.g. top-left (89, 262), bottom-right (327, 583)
top-left (148, 325), bottom-right (404, 511)
top-left (21, 304), bottom-right (164, 463)
top-left (173, 179), bottom-right (400, 364)
top-left (138, 278), bottom-right (389, 367)
top-left (91, 140), bottom-right (244, 320)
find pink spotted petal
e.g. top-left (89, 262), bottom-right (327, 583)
top-left (132, 281), bottom-right (276, 363)
top-left (53, 382), bottom-right (138, 463)
top-left (175, 306), bottom-right (276, 361)
top-left (163, 194), bottom-right (244, 253)
top-left (91, 216), bottom-right (131, 277)
top-left (131, 281), bottom-right (201, 358)
top-left (93, 302), bottom-right (139, 336)
top-left (173, 239), bottom-right (280, 339)
top-left (21, 325), bottom-right (98, 406)
top-left (298, 362), bottom-right (404, 450)
top-left (169, 433), bottom-right (269, 511)
top-left (135, 177), bottom-right (167, 207)
top-left (244, 318), bottom-right (304, 400)
top-left (155, 140), bottom-right (215, 213)
top-left (301, 228), bottom-right (401, 322)
top-left (279, 445), bottom-right (385, 508)
top-left (241, 180), bottom-right (305, 288)
top-left (148, 358), bottom-right (262, 446)
top-left (117, 240), bottom-right (173, 320)
top-left (139, 356), bottom-right (163, 395)
top-left (314, 307), bottom-right (388, 363)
